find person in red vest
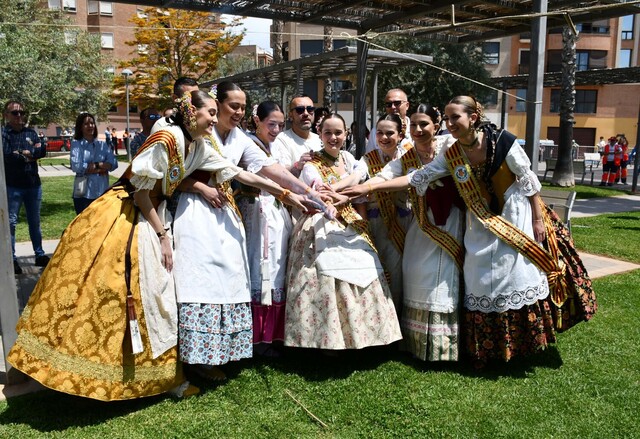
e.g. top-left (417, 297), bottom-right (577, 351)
top-left (615, 135), bottom-right (629, 185)
top-left (600, 136), bottom-right (623, 186)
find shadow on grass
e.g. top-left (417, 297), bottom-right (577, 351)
top-left (0, 388), bottom-right (170, 432)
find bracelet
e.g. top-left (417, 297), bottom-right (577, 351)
top-left (368, 183), bottom-right (374, 193)
top-left (304, 187), bottom-right (312, 194)
top-left (534, 219), bottom-right (543, 222)
top-left (156, 227), bottom-right (169, 238)
top-left (277, 189), bottom-right (291, 201)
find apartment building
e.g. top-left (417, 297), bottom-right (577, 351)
top-left (486, 15), bottom-right (639, 148)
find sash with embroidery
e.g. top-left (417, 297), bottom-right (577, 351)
top-left (129, 130), bottom-right (185, 196)
top-left (444, 140), bottom-right (569, 307)
top-left (308, 153), bottom-right (377, 252)
top-left (364, 150), bottom-right (407, 254)
top-left (401, 147), bottom-right (464, 270)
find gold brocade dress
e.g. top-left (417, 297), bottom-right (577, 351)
top-left (7, 128), bottom-right (194, 401)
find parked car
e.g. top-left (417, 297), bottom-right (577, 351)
top-left (45, 135), bottom-right (72, 152)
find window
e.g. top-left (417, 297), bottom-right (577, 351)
top-left (333, 39), bottom-right (349, 50)
top-left (136, 7), bottom-right (148, 18)
top-left (138, 44), bottom-right (148, 55)
top-left (334, 80), bottom-right (353, 104)
top-left (302, 80), bottom-right (318, 102)
top-left (300, 40), bottom-right (323, 57)
top-left (618, 49), bottom-right (632, 68)
top-left (550, 89), bottom-right (597, 113)
top-left (621, 15), bottom-right (634, 40)
top-left (100, 33), bottom-right (114, 49)
top-left (484, 90), bottom-right (499, 107)
top-left (482, 42), bottom-right (500, 64)
top-left (48, 0), bottom-right (76, 12)
top-left (547, 50), bottom-right (607, 72)
top-left (88, 1), bottom-right (113, 16)
top-left (518, 50), bottom-right (530, 74)
top-left (575, 19), bottom-right (610, 34)
top-left (515, 89), bottom-right (527, 112)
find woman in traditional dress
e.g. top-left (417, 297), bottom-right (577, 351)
top-left (172, 83), bottom-right (332, 380)
top-left (359, 114), bottom-right (413, 308)
top-left (284, 113), bottom-right (402, 351)
top-left (7, 90), bottom-right (243, 400)
top-left (348, 105), bottom-right (462, 361)
top-left (343, 96), bottom-right (596, 365)
top-left (70, 112), bottom-right (118, 214)
top-left (235, 101), bottom-right (291, 356)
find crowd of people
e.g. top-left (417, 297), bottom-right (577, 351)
top-left (4, 81), bottom-right (597, 402)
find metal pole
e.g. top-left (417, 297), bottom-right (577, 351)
top-left (525, 0), bottom-right (547, 174)
top-left (125, 76), bottom-right (131, 162)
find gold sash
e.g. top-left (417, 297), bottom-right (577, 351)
top-left (130, 130), bottom-right (185, 197)
top-left (309, 154), bottom-right (377, 252)
top-left (364, 150), bottom-right (406, 254)
top-left (207, 135), bottom-right (242, 219)
top-left (401, 147), bottom-right (464, 270)
top-left (444, 141), bottom-right (568, 307)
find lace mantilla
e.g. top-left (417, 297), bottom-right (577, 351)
top-left (464, 280), bottom-right (549, 312)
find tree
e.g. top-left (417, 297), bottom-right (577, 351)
top-left (0, 0), bottom-right (111, 127)
top-left (552, 26), bottom-right (579, 187)
top-left (115, 8), bottom-right (244, 110)
top-left (373, 35), bottom-right (492, 113)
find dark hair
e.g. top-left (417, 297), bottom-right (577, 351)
top-left (447, 96), bottom-right (486, 129)
top-left (173, 77), bottom-right (198, 97)
top-left (413, 103), bottom-right (441, 125)
top-left (3, 100), bottom-right (23, 113)
top-left (139, 107), bottom-right (156, 120)
top-left (318, 112), bottom-right (346, 131)
top-left (73, 112), bottom-right (97, 140)
top-left (215, 81), bottom-right (243, 103)
top-left (256, 101), bottom-right (282, 121)
top-left (377, 113), bottom-right (403, 133)
top-left (172, 90), bottom-right (214, 131)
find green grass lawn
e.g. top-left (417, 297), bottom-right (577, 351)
top-left (4, 178), bottom-right (639, 438)
top-left (541, 181), bottom-right (628, 199)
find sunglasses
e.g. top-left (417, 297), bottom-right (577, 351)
top-left (384, 100), bottom-right (406, 108)
top-left (147, 114), bottom-right (162, 120)
top-left (10, 110), bottom-right (27, 116)
top-left (292, 106), bottom-right (315, 115)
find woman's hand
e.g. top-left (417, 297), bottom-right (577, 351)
top-left (341, 184), bottom-right (371, 199)
top-left (199, 185), bottom-right (227, 208)
top-left (533, 219), bottom-right (546, 243)
top-left (159, 235), bottom-right (173, 271)
top-left (331, 193), bottom-right (350, 207)
top-left (282, 192), bottom-right (308, 212)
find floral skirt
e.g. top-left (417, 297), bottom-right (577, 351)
top-left (400, 306), bottom-right (459, 362)
top-left (178, 302), bottom-right (253, 366)
top-left (463, 299), bottom-right (556, 365)
top-left (251, 288), bottom-right (285, 344)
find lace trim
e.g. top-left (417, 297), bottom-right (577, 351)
top-left (403, 298), bottom-right (456, 314)
top-left (130, 173), bottom-right (157, 191)
top-left (464, 280), bottom-right (549, 312)
top-left (515, 169), bottom-right (541, 196)
top-left (246, 156), bottom-right (277, 174)
top-left (408, 167), bottom-right (439, 196)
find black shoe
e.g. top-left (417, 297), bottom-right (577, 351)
top-left (35, 255), bottom-right (50, 267)
top-left (14, 260), bottom-right (23, 275)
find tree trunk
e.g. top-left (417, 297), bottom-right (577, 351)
top-left (552, 26), bottom-right (579, 187)
top-left (272, 20), bottom-right (284, 64)
top-left (323, 26), bottom-right (333, 110)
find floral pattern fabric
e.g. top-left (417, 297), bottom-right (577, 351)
top-left (178, 303), bottom-right (253, 366)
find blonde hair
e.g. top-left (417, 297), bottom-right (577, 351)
top-left (448, 96), bottom-right (486, 128)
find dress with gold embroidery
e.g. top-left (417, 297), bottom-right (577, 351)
top-left (8, 125), bottom-right (241, 400)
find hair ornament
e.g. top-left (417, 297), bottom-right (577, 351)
top-left (251, 104), bottom-right (258, 118)
top-left (209, 84), bottom-right (217, 100)
top-left (175, 91), bottom-right (198, 131)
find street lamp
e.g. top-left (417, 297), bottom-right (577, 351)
top-left (121, 68), bottom-right (133, 161)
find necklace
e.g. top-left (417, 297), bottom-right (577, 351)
top-left (458, 136), bottom-right (479, 149)
top-left (320, 149), bottom-right (340, 166)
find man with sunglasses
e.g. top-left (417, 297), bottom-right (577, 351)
top-left (130, 107), bottom-right (161, 157)
top-left (2, 100), bottom-right (49, 274)
top-left (274, 95), bottom-right (322, 177)
top-left (365, 88), bottom-right (412, 153)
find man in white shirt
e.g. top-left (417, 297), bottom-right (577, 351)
top-left (365, 88), bottom-right (412, 154)
top-left (273, 95), bottom-right (322, 176)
